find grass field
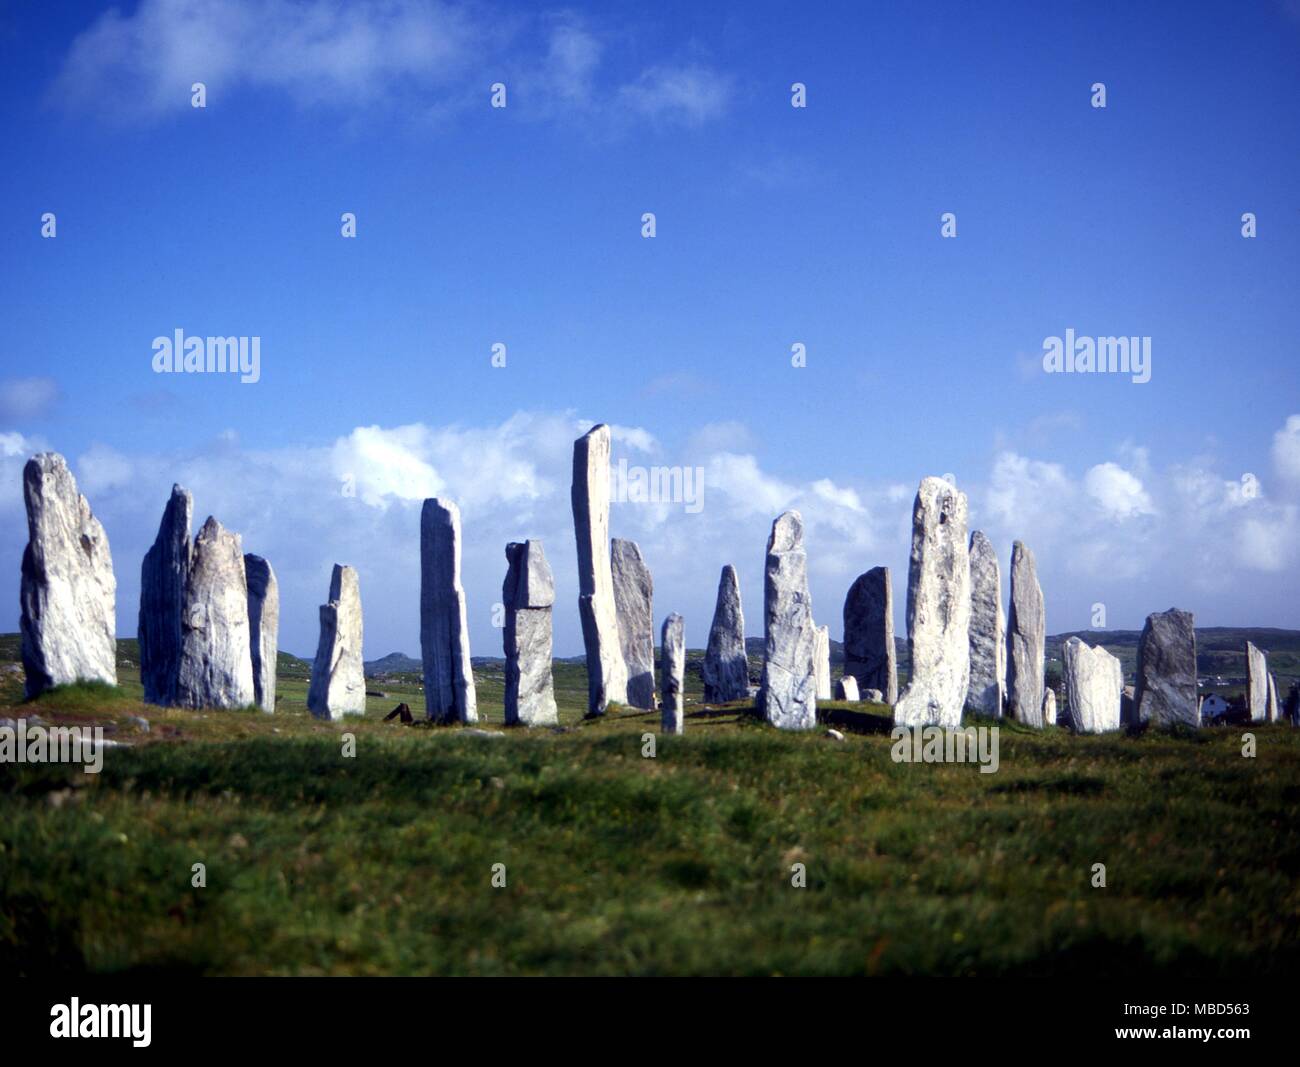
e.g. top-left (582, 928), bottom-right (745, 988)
top-left (1, 642), bottom-right (1298, 976)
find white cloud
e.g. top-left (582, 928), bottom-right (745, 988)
top-left (1273, 414), bottom-right (1300, 486)
top-left (618, 63), bottom-right (732, 125)
top-left (1083, 462), bottom-right (1155, 520)
top-left (0, 377), bottom-right (60, 421)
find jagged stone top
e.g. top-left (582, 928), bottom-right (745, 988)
top-left (767, 510), bottom-right (804, 554)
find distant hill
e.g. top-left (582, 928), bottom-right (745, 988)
top-left (363, 652), bottom-right (422, 677)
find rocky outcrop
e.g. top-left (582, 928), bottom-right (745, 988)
top-left (307, 564), bottom-right (365, 720)
top-left (814, 624), bottom-right (831, 700)
top-left (176, 517), bottom-right (254, 709)
top-left (611, 538), bottom-right (655, 709)
top-left (1062, 636), bottom-right (1122, 733)
top-left (1006, 541), bottom-right (1045, 727)
top-left (139, 485), bottom-right (192, 705)
top-left (1133, 608), bottom-right (1198, 729)
top-left (1246, 641), bottom-right (1269, 723)
top-left (572, 424), bottom-right (627, 714)
top-left (661, 613), bottom-right (685, 734)
top-left (244, 554), bottom-right (278, 713)
top-left (966, 530), bottom-right (1005, 717)
top-left (420, 499), bottom-right (478, 724)
top-left (19, 453), bottom-right (117, 697)
top-left (702, 565), bottom-right (748, 703)
top-left (894, 478), bottom-right (971, 729)
top-left (503, 539), bottom-right (557, 726)
top-left (843, 567), bottom-right (897, 704)
top-left (760, 510), bottom-right (817, 730)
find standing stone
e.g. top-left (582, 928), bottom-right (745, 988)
top-left (503, 539), bottom-right (558, 726)
top-left (834, 676), bottom-right (860, 701)
top-left (176, 517), bottom-right (254, 709)
top-left (572, 424), bottom-right (627, 714)
top-left (760, 510), bottom-right (817, 730)
top-left (138, 485), bottom-right (192, 705)
top-left (966, 530), bottom-right (1005, 717)
top-left (814, 624), bottom-right (832, 700)
top-left (1042, 687), bottom-right (1057, 726)
top-left (244, 555), bottom-right (278, 713)
top-left (702, 565), bottom-right (748, 703)
top-left (1062, 636), bottom-right (1123, 733)
top-left (661, 613), bottom-right (685, 735)
top-left (19, 453), bottom-right (117, 697)
top-left (307, 564), bottom-right (365, 719)
top-left (1245, 641), bottom-right (1269, 723)
top-left (1006, 541), bottom-right (1046, 727)
top-left (1266, 672), bottom-right (1279, 724)
top-left (894, 478), bottom-right (971, 729)
top-left (1133, 608), bottom-right (1198, 729)
top-left (843, 567), bottom-right (897, 704)
top-left (1285, 684), bottom-right (1300, 727)
top-left (420, 499), bottom-right (478, 724)
top-left (863, 687), bottom-right (884, 703)
top-left (611, 538), bottom-right (655, 709)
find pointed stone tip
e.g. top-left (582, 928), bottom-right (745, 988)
top-left (768, 510), bottom-right (804, 552)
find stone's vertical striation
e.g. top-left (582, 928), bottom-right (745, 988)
top-left (611, 538), bottom-right (655, 709)
top-left (572, 424), bottom-right (627, 714)
top-left (19, 453), bottom-right (117, 697)
top-left (702, 565), bottom-right (748, 703)
top-left (1246, 641), bottom-right (1269, 723)
top-left (503, 539), bottom-right (558, 726)
top-left (843, 567), bottom-right (897, 704)
top-left (1006, 541), bottom-right (1046, 727)
top-left (661, 613), bottom-right (686, 735)
top-left (1042, 687), bottom-right (1057, 726)
top-left (307, 564), bottom-right (365, 720)
top-left (1134, 608), bottom-right (1198, 729)
top-left (420, 499), bottom-right (478, 724)
top-left (761, 510), bottom-right (818, 730)
top-left (244, 554), bottom-right (278, 713)
top-left (139, 485), bottom-right (192, 705)
top-left (1062, 636), bottom-right (1123, 733)
top-left (834, 676), bottom-right (860, 701)
top-left (894, 478), bottom-right (971, 729)
top-left (814, 624), bottom-right (832, 700)
top-left (966, 530), bottom-right (1005, 717)
top-left (176, 517), bottom-right (254, 709)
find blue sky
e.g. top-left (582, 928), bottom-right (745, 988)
top-left (1, 0), bottom-right (1297, 659)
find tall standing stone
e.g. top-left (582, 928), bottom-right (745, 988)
top-left (1062, 636), bottom-right (1123, 733)
top-left (1246, 641), bottom-right (1269, 723)
top-left (1042, 687), bottom-right (1057, 726)
top-left (503, 539), bottom-right (558, 726)
top-left (702, 565), bottom-right (748, 703)
top-left (1006, 541), bottom-right (1045, 727)
top-left (1133, 608), bottom-right (1198, 729)
top-left (760, 510), bottom-right (817, 729)
top-left (307, 564), bottom-right (365, 720)
top-left (814, 624), bottom-right (832, 700)
top-left (843, 567), bottom-right (897, 704)
top-left (176, 517), bottom-right (254, 709)
top-left (19, 453), bottom-right (117, 697)
top-left (611, 538), bottom-right (655, 709)
top-left (966, 530), bottom-right (1005, 717)
top-left (138, 485), bottom-right (192, 705)
top-left (420, 499), bottom-right (478, 724)
top-left (244, 554), bottom-right (278, 713)
top-left (572, 424), bottom-right (627, 714)
top-left (1267, 672), bottom-right (1279, 723)
top-left (661, 613), bottom-right (685, 735)
top-left (894, 478), bottom-right (971, 729)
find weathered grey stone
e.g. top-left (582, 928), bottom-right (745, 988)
top-left (503, 539), bottom-right (557, 727)
top-left (894, 478), bottom-right (971, 729)
top-left (572, 424), bottom-right (627, 714)
top-left (420, 499), bottom-right (478, 724)
top-left (611, 538), bottom-right (655, 709)
top-left (1062, 636), bottom-right (1122, 733)
top-left (1285, 683), bottom-right (1300, 727)
top-left (834, 676), bottom-right (860, 701)
top-left (863, 687), bottom-right (884, 703)
top-left (1246, 641), bottom-right (1269, 723)
top-left (1133, 608), bottom-right (1198, 729)
top-left (176, 517), bottom-right (254, 709)
top-left (843, 567), bottom-right (897, 705)
top-left (661, 613), bottom-right (685, 735)
top-left (814, 624), bottom-right (832, 700)
top-left (19, 453), bottom-right (117, 697)
top-left (1042, 687), bottom-right (1057, 726)
top-left (1267, 672), bottom-right (1279, 724)
top-left (966, 530), bottom-right (1005, 717)
top-left (760, 511), bottom-right (817, 730)
top-left (1006, 541), bottom-right (1045, 727)
top-left (139, 485), bottom-right (192, 705)
top-left (702, 565), bottom-right (748, 703)
top-left (244, 554), bottom-right (278, 713)
top-left (307, 564), bottom-right (365, 719)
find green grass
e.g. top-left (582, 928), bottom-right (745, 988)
top-left (1, 648), bottom-right (1298, 976)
